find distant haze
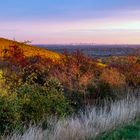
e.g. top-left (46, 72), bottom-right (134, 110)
top-left (37, 44), bottom-right (140, 58)
top-left (0, 0), bottom-right (140, 44)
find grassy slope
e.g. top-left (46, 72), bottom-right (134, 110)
top-left (94, 120), bottom-right (140, 140)
top-left (0, 38), bottom-right (62, 61)
top-left (0, 38), bottom-right (107, 67)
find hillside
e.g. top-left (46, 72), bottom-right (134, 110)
top-left (0, 38), bottom-right (61, 61)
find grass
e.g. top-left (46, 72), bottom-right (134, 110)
top-left (94, 120), bottom-right (140, 140)
top-left (3, 96), bottom-right (140, 140)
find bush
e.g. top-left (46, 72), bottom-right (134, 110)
top-left (96, 82), bottom-right (115, 100)
top-left (0, 95), bottom-right (20, 134)
top-left (0, 69), bottom-right (10, 96)
top-left (16, 78), bottom-right (71, 124)
top-left (0, 77), bottom-right (72, 134)
top-left (64, 88), bottom-right (85, 112)
top-left (100, 68), bottom-right (125, 87)
top-left (125, 63), bottom-right (140, 88)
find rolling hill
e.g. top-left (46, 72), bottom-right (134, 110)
top-left (0, 38), bottom-right (62, 61)
top-left (0, 38), bottom-right (106, 68)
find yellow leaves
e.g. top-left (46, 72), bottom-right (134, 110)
top-left (0, 70), bottom-right (3, 78)
top-left (0, 38), bottom-right (62, 62)
top-left (97, 62), bottom-right (107, 68)
top-left (0, 69), bottom-right (9, 97)
top-left (96, 59), bottom-right (107, 68)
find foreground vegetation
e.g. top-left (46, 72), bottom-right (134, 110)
top-left (95, 119), bottom-right (140, 140)
top-left (3, 97), bottom-right (140, 140)
top-left (0, 39), bottom-right (140, 139)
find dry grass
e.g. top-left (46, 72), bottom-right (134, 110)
top-left (3, 96), bottom-right (140, 140)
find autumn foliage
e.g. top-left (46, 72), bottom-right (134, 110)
top-left (100, 68), bottom-right (125, 87)
top-left (0, 43), bottom-right (140, 134)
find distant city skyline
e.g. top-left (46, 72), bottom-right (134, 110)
top-left (0, 0), bottom-right (140, 44)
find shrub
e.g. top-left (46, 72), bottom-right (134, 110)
top-left (125, 63), bottom-right (140, 88)
top-left (44, 77), bottom-right (64, 93)
top-left (16, 78), bottom-right (71, 124)
top-left (108, 56), bottom-right (140, 88)
top-left (0, 69), bottom-right (10, 96)
top-left (5, 96), bottom-right (140, 140)
top-left (0, 94), bottom-right (20, 134)
top-left (64, 88), bottom-right (85, 112)
top-left (51, 50), bottom-right (98, 90)
top-left (96, 82), bottom-right (115, 100)
top-left (96, 68), bottom-right (126, 99)
top-left (100, 68), bottom-right (125, 87)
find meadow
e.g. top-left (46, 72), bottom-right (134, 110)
top-left (0, 38), bottom-right (140, 139)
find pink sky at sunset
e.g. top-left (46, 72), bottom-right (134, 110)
top-left (1, 0), bottom-right (140, 45)
top-left (1, 18), bottom-right (140, 44)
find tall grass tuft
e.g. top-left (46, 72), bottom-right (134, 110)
top-left (4, 96), bottom-right (140, 140)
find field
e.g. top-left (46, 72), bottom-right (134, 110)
top-left (0, 38), bottom-right (140, 140)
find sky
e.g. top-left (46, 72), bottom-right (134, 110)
top-left (0, 0), bottom-right (140, 44)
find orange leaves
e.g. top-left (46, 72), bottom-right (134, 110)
top-left (3, 45), bottom-right (27, 67)
top-left (0, 38), bottom-right (62, 61)
top-left (100, 68), bottom-right (125, 87)
top-left (79, 72), bottom-right (94, 88)
top-left (126, 63), bottom-right (140, 87)
top-left (50, 51), bottom-right (98, 92)
top-left (2, 41), bottom-right (140, 101)
top-left (127, 56), bottom-right (138, 64)
top-left (106, 55), bottom-right (140, 88)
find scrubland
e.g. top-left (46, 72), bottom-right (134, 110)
top-left (0, 39), bottom-right (140, 139)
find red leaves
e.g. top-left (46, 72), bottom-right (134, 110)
top-left (50, 51), bottom-right (97, 91)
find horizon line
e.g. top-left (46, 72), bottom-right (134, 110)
top-left (33, 43), bottom-right (140, 46)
